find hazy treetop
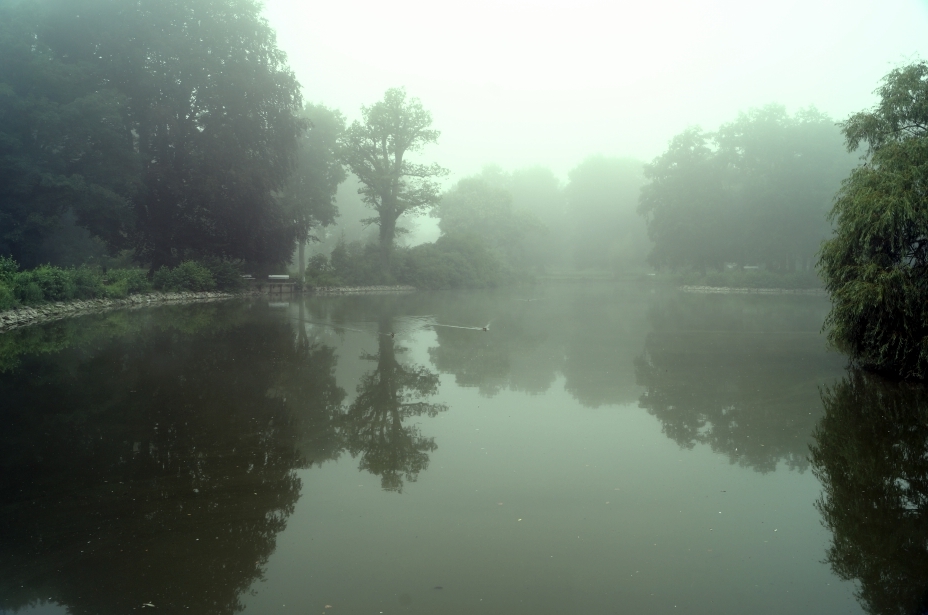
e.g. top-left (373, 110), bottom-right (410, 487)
top-left (261, 0), bottom-right (928, 182)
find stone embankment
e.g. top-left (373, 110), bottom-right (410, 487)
top-left (0, 291), bottom-right (235, 333)
top-left (0, 285), bottom-right (418, 333)
top-left (682, 285), bottom-right (825, 295)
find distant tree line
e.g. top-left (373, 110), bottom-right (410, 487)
top-left (639, 105), bottom-right (855, 274)
top-left (421, 156), bottom-right (650, 279)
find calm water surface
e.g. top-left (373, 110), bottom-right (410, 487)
top-left (1, 283), bottom-right (920, 614)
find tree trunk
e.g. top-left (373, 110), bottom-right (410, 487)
top-left (298, 239), bottom-right (305, 283)
top-left (379, 215), bottom-right (396, 280)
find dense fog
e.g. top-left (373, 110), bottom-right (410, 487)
top-left (1, 0), bottom-right (927, 295)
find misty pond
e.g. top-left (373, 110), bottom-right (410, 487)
top-left (1, 283), bottom-right (922, 615)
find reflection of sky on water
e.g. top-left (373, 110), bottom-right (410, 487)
top-left (0, 286), bottom-right (866, 614)
top-left (246, 378), bottom-right (857, 614)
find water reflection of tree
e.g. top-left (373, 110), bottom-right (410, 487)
top-left (635, 293), bottom-right (844, 472)
top-left (561, 291), bottom-right (649, 407)
top-left (428, 312), bottom-right (552, 397)
top-left (342, 315), bottom-right (447, 492)
top-left (427, 288), bottom-right (644, 404)
top-left (0, 306), bottom-right (344, 615)
top-left (811, 371), bottom-right (928, 615)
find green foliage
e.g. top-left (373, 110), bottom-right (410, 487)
top-left (400, 234), bottom-right (507, 290)
top-left (640, 105), bottom-right (853, 274)
top-left (0, 0), bottom-right (307, 271)
top-left (328, 240), bottom-right (385, 286)
top-left (322, 234), bottom-right (508, 290)
top-left (432, 166), bottom-right (547, 273)
top-left (283, 104), bottom-right (346, 244)
top-left (0, 283), bottom-right (14, 310)
top-left (0, 258), bottom-right (158, 307)
top-left (567, 156), bottom-right (649, 272)
top-left (15, 265), bottom-right (76, 302)
top-left (152, 262), bottom-right (216, 293)
top-left (304, 253), bottom-right (341, 288)
top-left (201, 260), bottom-right (243, 291)
top-left (69, 266), bottom-right (105, 299)
top-left (103, 268), bottom-right (151, 298)
top-left (819, 62), bottom-right (928, 379)
top-left (0, 2), bottom-right (137, 268)
top-left (341, 88), bottom-right (447, 273)
top-left (109, 269), bottom-right (151, 295)
top-left (14, 280), bottom-right (43, 304)
top-left (0, 256), bottom-right (17, 284)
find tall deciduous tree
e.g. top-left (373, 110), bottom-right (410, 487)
top-left (341, 88), bottom-right (446, 276)
top-left (37, 0), bottom-right (306, 270)
top-left (819, 63), bottom-right (928, 379)
top-left (0, 1), bottom-right (138, 267)
top-left (280, 103), bottom-right (346, 280)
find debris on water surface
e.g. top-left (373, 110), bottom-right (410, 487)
top-left (142, 603), bottom-right (155, 608)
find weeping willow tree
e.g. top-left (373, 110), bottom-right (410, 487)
top-left (819, 62), bottom-right (928, 379)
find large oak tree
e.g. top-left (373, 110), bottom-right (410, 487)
top-left (341, 88), bottom-right (446, 276)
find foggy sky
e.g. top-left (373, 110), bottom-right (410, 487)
top-left (262, 0), bottom-right (928, 184)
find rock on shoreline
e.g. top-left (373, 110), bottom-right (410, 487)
top-left (0, 291), bottom-right (235, 333)
top-left (0, 285), bottom-right (418, 333)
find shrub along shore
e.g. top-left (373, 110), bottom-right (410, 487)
top-left (0, 257), bottom-right (244, 312)
top-left (0, 257), bottom-right (419, 333)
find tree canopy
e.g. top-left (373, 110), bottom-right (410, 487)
top-left (280, 103), bottom-right (346, 278)
top-left (566, 156), bottom-right (649, 272)
top-left (432, 165), bottom-right (547, 272)
top-left (819, 62), bottom-right (928, 379)
top-left (640, 105), bottom-right (852, 273)
top-left (0, 1), bottom-right (137, 268)
top-left (341, 87), bottom-right (446, 275)
top-left (0, 0), bottom-right (307, 270)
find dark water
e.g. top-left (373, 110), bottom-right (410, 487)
top-left (1, 283), bottom-right (923, 615)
